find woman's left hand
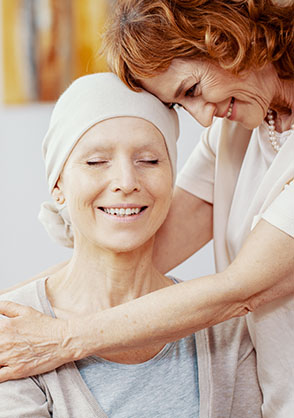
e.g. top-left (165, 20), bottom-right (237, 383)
top-left (0, 301), bottom-right (75, 382)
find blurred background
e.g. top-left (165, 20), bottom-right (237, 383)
top-left (0, 0), bottom-right (214, 290)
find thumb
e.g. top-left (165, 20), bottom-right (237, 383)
top-left (0, 300), bottom-right (30, 318)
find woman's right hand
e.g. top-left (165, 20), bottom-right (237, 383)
top-left (0, 301), bottom-right (76, 382)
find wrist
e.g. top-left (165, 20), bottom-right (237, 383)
top-left (62, 316), bottom-right (99, 361)
top-left (60, 318), bottom-right (88, 362)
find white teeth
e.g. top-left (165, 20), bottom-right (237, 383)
top-left (226, 98), bottom-right (234, 118)
top-left (103, 207), bottom-right (142, 216)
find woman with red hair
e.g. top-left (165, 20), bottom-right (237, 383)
top-left (0, 1), bottom-right (293, 416)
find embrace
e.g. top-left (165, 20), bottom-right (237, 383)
top-left (0, 1), bottom-right (293, 417)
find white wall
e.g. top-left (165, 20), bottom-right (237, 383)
top-left (0, 104), bottom-right (72, 288)
top-left (0, 9), bottom-right (214, 290)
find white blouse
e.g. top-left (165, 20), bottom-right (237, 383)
top-left (177, 117), bottom-right (294, 418)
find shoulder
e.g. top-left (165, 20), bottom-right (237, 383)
top-left (0, 278), bottom-right (47, 314)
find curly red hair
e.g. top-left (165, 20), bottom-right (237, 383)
top-left (103, 0), bottom-right (294, 90)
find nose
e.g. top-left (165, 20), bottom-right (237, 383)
top-left (110, 159), bottom-right (141, 194)
top-left (184, 97), bottom-right (216, 127)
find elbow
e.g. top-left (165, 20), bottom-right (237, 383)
top-left (220, 269), bottom-right (262, 314)
top-left (223, 268), bottom-right (293, 313)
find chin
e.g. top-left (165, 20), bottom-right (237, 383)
top-left (101, 236), bottom-right (154, 254)
top-left (239, 117), bottom-right (263, 130)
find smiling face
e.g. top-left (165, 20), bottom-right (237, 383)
top-left (53, 117), bottom-right (173, 253)
top-left (141, 59), bottom-right (278, 129)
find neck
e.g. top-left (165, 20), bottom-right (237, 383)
top-left (46, 239), bottom-right (171, 318)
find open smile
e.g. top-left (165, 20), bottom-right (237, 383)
top-left (225, 97), bottom-right (235, 118)
top-left (98, 206), bottom-right (148, 217)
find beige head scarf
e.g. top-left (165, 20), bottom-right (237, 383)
top-left (39, 72), bottom-right (179, 247)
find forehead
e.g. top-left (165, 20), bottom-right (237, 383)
top-left (140, 60), bottom-right (194, 99)
top-left (72, 116), bottom-right (166, 154)
top-left (140, 59), bottom-right (217, 101)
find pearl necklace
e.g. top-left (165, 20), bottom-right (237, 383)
top-left (267, 109), bottom-right (294, 153)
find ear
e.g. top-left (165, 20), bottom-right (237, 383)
top-left (52, 182), bottom-right (65, 205)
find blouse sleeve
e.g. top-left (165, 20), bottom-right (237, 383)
top-left (262, 179), bottom-right (294, 238)
top-left (176, 120), bottom-right (220, 204)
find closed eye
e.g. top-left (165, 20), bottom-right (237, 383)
top-left (138, 159), bottom-right (159, 165)
top-left (87, 160), bottom-right (108, 166)
top-left (185, 84), bottom-right (197, 97)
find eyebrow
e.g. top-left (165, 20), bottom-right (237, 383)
top-left (173, 75), bottom-right (195, 101)
top-left (163, 80), bottom-right (187, 108)
top-left (174, 80), bottom-right (187, 99)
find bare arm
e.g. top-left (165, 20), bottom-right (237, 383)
top-left (153, 186), bottom-right (213, 273)
top-left (0, 217), bottom-right (293, 381)
top-left (79, 219), bottom-right (294, 353)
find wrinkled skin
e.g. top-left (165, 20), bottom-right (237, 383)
top-left (1, 59), bottom-right (293, 383)
top-left (0, 302), bottom-right (73, 381)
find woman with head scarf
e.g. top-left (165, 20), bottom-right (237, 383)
top-left (0, 1), bottom-right (293, 416)
top-left (0, 73), bottom-right (261, 417)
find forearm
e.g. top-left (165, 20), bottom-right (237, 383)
top-left (153, 186), bottom-right (213, 273)
top-left (75, 272), bottom-right (246, 358)
top-left (70, 219), bottom-right (294, 358)
top-left (0, 220), bottom-right (292, 381)
top-left (71, 270), bottom-right (292, 359)
top-left (0, 257), bottom-right (290, 383)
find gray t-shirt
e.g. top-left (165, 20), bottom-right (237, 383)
top-left (76, 276), bottom-right (199, 417)
top-left (76, 334), bottom-right (199, 417)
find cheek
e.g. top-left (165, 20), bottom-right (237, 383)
top-left (153, 164), bottom-right (173, 190)
top-left (203, 81), bottom-right (230, 102)
top-left (63, 187), bottom-right (97, 221)
top-left (153, 188), bottom-right (174, 232)
top-left (163, 188), bottom-right (174, 213)
top-left (62, 171), bottom-right (103, 204)
top-left (65, 195), bottom-right (88, 226)
top-left (153, 176), bottom-right (173, 210)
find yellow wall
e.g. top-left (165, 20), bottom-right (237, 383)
top-left (2, 0), bottom-right (27, 103)
top-left (73, 0), bottom-right (109, 79)
top-left (1, 0), bottom-right (110, 104)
